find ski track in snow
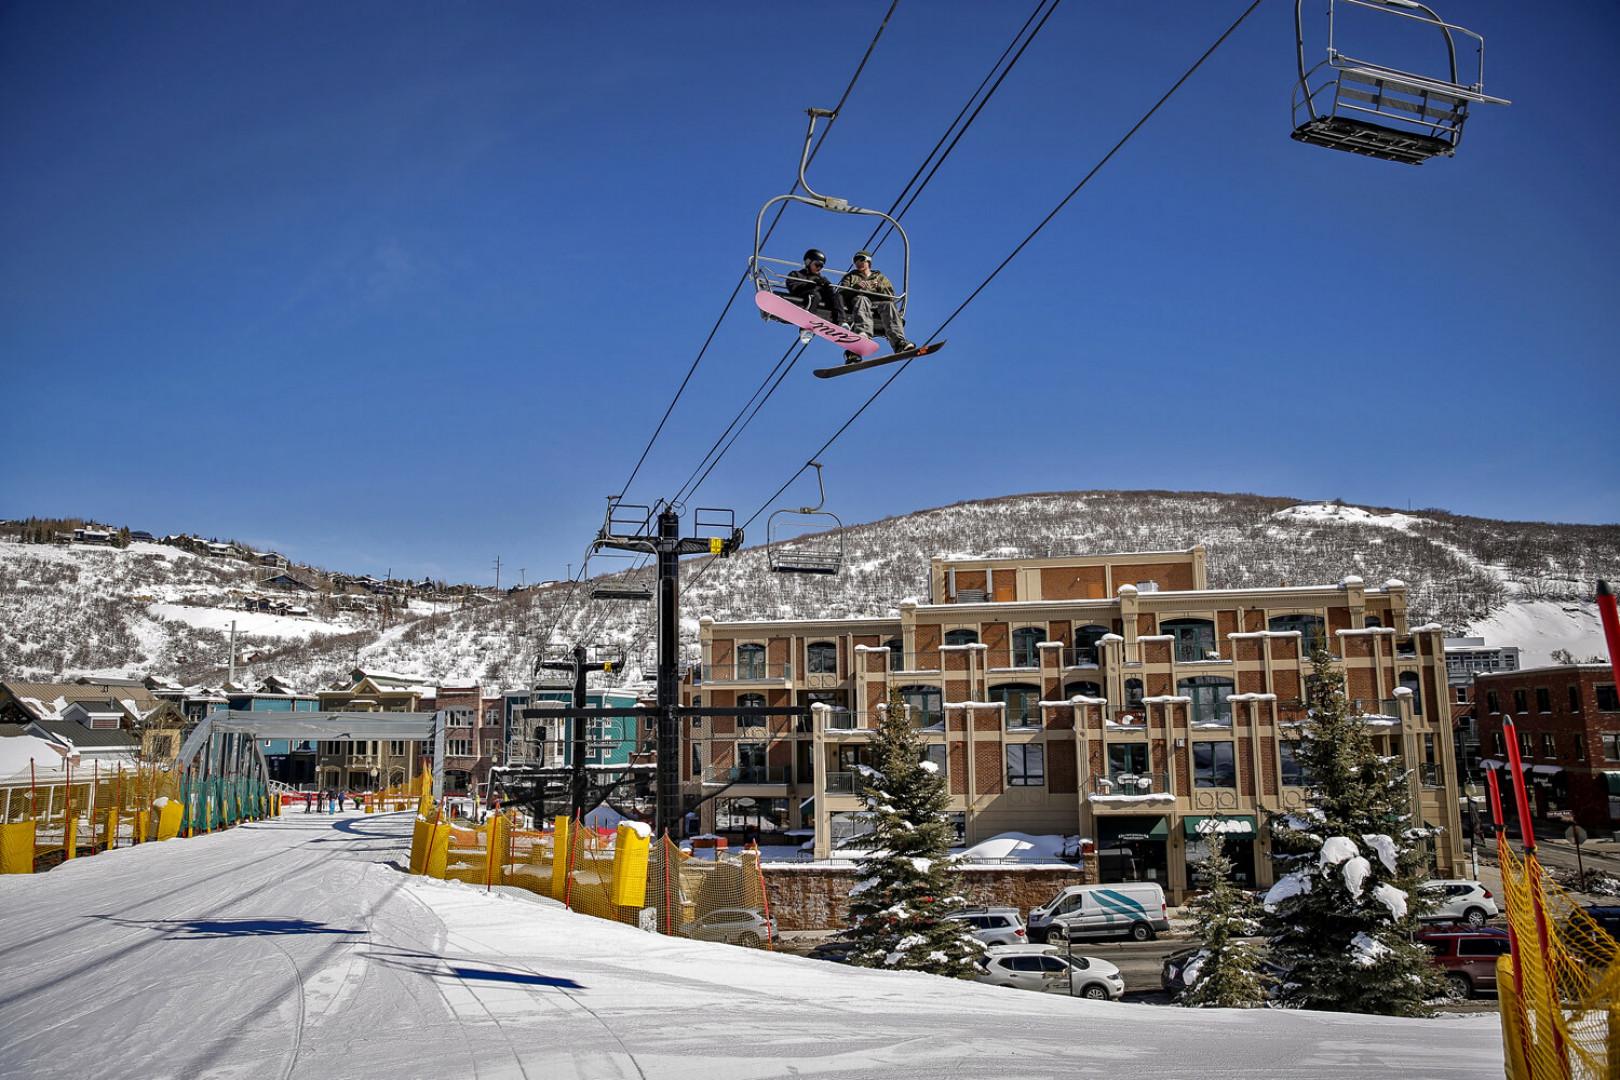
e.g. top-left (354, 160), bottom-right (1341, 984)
top-left (0, 813), bottom-right (1505, 1079)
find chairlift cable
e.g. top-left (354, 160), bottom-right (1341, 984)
top-left (673, 2), bottom-right (1061, 512)
top-left (670, 340), bottom-right (808, 507)
top-left (609, 0), bottom-right (902, 507)
top-left (698, 0), bottom-right (1268, 582)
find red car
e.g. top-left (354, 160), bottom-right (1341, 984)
top-left (1418, 927), bottom-right (1511, 1000)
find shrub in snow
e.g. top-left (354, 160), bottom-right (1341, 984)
top-left (1263, 645), bottom-right (1443, 1016)
top-left (1180, 829), bottom-right (1267, 1009)
top-left (845, 690), bottom-right (981, 979)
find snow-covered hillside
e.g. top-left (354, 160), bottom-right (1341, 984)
top-left (1, 491), bottom-right (1613, 690)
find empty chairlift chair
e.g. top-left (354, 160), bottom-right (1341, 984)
top-left (766, 462), bottom-right (844, 576)
top-left (1291, 0), bottom-right (1509, 165)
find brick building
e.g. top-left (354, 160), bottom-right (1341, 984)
top-left (1475, 664), bottom-right (1620, 833)
top-left (681, 546), bottom-right (1464, 901)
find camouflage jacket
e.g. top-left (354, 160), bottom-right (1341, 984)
top-left (838, 268), bottom-right (896, 299)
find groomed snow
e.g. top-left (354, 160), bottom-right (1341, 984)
top-left (1466, 600), bottom-right (1609, 668)
top-left (148, 602), bottom-right (350, 640)
top-left (0, 814), bottom-right (1502, 1078)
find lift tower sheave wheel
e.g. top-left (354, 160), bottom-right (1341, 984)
top-left (1291, 0), bottom-right (1508, 165)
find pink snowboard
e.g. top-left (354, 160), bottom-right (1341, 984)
top-left (754, 290), bottom-right (880, 357)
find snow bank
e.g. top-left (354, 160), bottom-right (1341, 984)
top-left (0, 735), bottom-right (71, 780)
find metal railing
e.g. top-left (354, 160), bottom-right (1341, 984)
top-left (1088, 771), bottom-right (1171, 798)
top-left (701, 662), bottom-right (794, 683)
top-left (702, 764), bottom-right (791, 785)
top-left (825, 771), bottom-right (866, 794)
top-left (1187, 704), bottom-right (1233, 728)
top-left (821, 708), bottom-right (861, 731)
top-left (1061, 646), bottom-right (1103, 668)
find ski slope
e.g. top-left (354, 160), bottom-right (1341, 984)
top-left (0, 813), bottom-right (1504, 1078)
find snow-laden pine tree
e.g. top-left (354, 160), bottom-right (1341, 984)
top-left (1264, 645), bottom-right (1443, 1015)
top-left (844, 690), bottom-right (982, 977)
top-left (1179, 827), bottom-right (1267, 1008)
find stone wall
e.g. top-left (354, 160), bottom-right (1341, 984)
top-left (764, 863), bottom-right (1094, 931)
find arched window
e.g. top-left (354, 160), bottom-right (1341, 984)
top-left (806, 641), bottom-right (837, 675)
top-left (884, 638), bottom-right (904, 672)
top-left (899, 685), bottom-right (942, 727)
top-left (736, 643), bottom-right (766, 680)
top-left (1011, 627), bottom-right (1044, 668)
top-left (944, 628), bottom-right (979, 647)
top-left (1179, 675), bottom-right (1236, 726)
top-left (737, 692), bottom-right (765, 714)
top-left (1064, 680), bottom-right (1103, 700)
top-left (1269, 614), bottom-right (1327, 656)
top-left (1400, 671), bottom-right (1423, 715)
top-left (1161, 618), bottom-right (1217, 663)
top-left (1363, 615), bottom-right (1382, 628)
top-left (1072, 624), bottom-right (1109, 665)
top-left (1124, 678), bottom-right (1145, 708)
top-left (991, 682), bottom-right (1042, 728)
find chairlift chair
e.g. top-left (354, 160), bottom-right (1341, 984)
top-left (591, 580), bottom-right (654, 602)
top-left (766, 462), bottom-right (844, 575)
top-left (749, 108), bottom-right (911, 339)
top-left (1292, 0), bottom-right (1508, 165)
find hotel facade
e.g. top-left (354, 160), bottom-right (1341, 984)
top-left (680, 546), bottom-right (1464, 901)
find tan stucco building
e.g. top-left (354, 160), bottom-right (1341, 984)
top-left (681, 546), bottom-right (1463, 901)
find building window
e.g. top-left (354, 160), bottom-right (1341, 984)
top-left (899, 685), bottom-right (942, 727)
top-left (1455, 687), bottom-right (1469, 704)
top-left (1602, 734), bottom-right (1620, 761)
top-left (1269, 613), bottom-right (1327, 656)
top-left (991, 683), bottom-right (1042, 728)
top-left (1513, 689), bottom-right (1528, 714)
top-left (1574, 737), bottom-right (1586, 762)
top-left (1598, 685), bottom-right (1620, 712)
top-left (737, 742), bottom-right (767, 782)
top-left (1540, 733), bottom-right (1556, 759)
top-left (884, 638), bottom-right (904, 672)
top-left (1011, 627), bottom-right (1044, 668)
top-left (738, 692), bottom-right (766, 710)
top-left (1536, 687), bottom-right (1551, 713)
top-left (922, 742), bottom-right (947, 778)
top-left (806, 641), bottom-right (837, 675)
top-left (691, 743), bottom-right (701, 778)
top-left (448, 739), bottom-right (471, 757)
top-left (1063, 680), bottom-right (1102, 700)
top-left (1124, 678), bottom-right (1145, 709)
top-left (737, 643), bottom-right (766, 680)
top-left (1493, 732), bottom-right (1505, 756)
top-left (1006, 744), bottom-right (1045, 786)
top-left (1162, 618), bottom-right (1217, 663)
top-left (1072, 624), bottom-right (1109, 665)
top-left (1518, 731), bottom-right (1532, 758)
top-left (1401, 672), bottom-right (1423, 715)
top-left (1364, 615), bottom-right (1382, 628)
top-left (1179, 676), bottom-right (1235, 726)
top-left (944, 629), bottom-right (979, 647)
top-left (1570, 685), bottom-right (1583, 712)
top-left (1194, 742), bottom-right (1236, 788)
top-left (1280, 740), bottom-right (1310, 787)
top-left (1107, 743), bottom-right (1149, 780)
top-left (1487, 690), bottom-right (1500, 715)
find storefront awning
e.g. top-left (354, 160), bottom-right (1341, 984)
top-left (1605, 772), bottom-right (1620, 796)
top-left (1098, 816), bottom-right (1169, 845)
top-left (1183, 815), bottom-right (1258, 839)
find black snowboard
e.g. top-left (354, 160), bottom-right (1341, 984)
top-left (812, 340), bottom-right (947, 379)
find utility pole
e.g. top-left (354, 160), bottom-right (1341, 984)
top-left (227, 620), bottom-right (237, 687)
top-left (493, 556), bottom-right (502, 592)
top-left (593, 501), bottom-right (740, 836)
top-left (519, 568), bottom-right (526, 588)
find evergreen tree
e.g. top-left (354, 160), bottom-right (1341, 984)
top-left (1179, 827), bottom-right (1267, 1008)
top-left (845, 690), bottom-right (981, 978)
top-left (1263, 645), bottom-right (1443, 1015)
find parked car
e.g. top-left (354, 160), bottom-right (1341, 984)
top-left (976, 944), bottom-right (1124, 1000)
top-left (1582, 905), bottom-right (1620, 939)
top-left (688, 908), bottom-right (775, 947)
top-left (1028, 883), bottom-right (1169, 943)
top-left (1160, 942), bottom-right (1282, 998)
top-left (1418, 926), bottom-right (1511, 999)
top-left (1416, 880), bottom-right (1498, 928)
top-left (945, 906), bottom-right (1028, 946)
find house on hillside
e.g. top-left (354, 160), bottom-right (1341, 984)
top-left (260, 572), bottom-right (314, 591)
top-left (129, 530), bottom-right (155, 542)
top-left (253, 551), bottom-right (288, 569)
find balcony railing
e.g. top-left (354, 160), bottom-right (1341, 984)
top-left (702, 662), bottom-right (794, 683)
top-left (1088, 771), bottom-right (1171, 799)
top-left (825, 770), bottom-right (867, 794)
top-left (703, 764), bottom-right (791, 785)
top-left (1062, 646), bottom-right (1103, 668)
top-left (820, 707), bottom-right (862, 731)
top-left (1351, 697), bottom-right (1402, 718)
top-left (1187, 704), bottom-right (1233, 728)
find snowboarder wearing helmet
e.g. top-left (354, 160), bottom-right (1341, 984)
top-left (838, 250), bottom-right (913, 363)
top-left (784, 249), bottom-right (849, 328)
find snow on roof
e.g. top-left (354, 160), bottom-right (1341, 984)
top-left (955, 832), bottom-right (1075, 865)
top-left (0, 734), bottom-right (74, 780)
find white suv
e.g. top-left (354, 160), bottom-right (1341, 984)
top-left (1417, 880), bottom-right (1498, 928)
top-left (946, 906), bottom-right (1027, 946)
top-left (976, 944), bottom-right (1124, 1000)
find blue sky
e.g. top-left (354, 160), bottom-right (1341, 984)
top-left (4, 1), bottom-right (1615, 584)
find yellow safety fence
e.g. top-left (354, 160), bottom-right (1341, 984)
top-left (0, 759), bottom-right (272, 874)
top-left (404, 810), bottom-right (776, 949)
top-left (1496, 840), bottom-right (1620, 1079)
